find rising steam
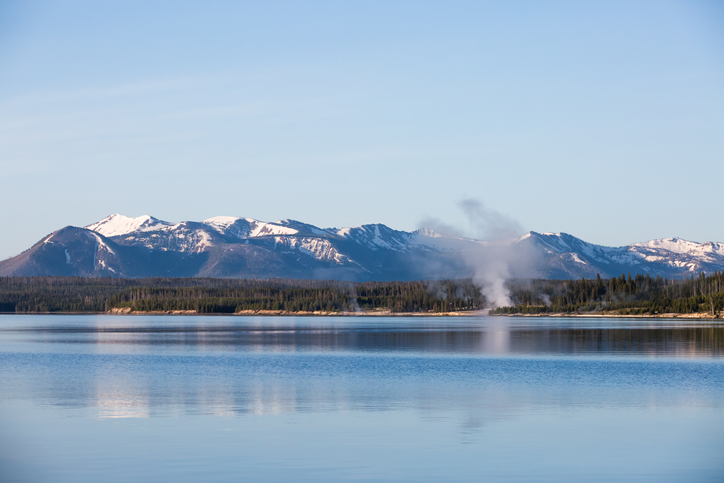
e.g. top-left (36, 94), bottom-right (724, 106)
top-left (419, 199), bottom-right (529, 309)
top-left (458, 198), bottom-right (523, 241)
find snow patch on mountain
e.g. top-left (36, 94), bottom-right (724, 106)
top-left (192, 230), bottom-right (213, 253)
top-left (336, 224), bottom-right (414, 252)
top-left (203, 216), bottom-right (244, 231)
top-left (632, 238), bottom-right (724, 257)
top-left (87, 214), bottom-right (171, 237)
top-left (568, 253), bottom-right (587, 265)
top-left (202, 217), bottom-right (303, 239)
top-left (274, 237), bottom-right (352, 264)
top-left (249, 222), bottom-right (298, 237)
top-left (275, 219), bottom-right (332, 236)
top-left (88, 232), bottom-right (116, 256)
top-left (124, 223), bottom-right (220, 253)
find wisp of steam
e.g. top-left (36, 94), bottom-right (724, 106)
top-left (419, 198), bottom-right (526, 309)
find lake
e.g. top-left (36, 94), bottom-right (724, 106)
top-left (0, 315), bottom-right (723, 482)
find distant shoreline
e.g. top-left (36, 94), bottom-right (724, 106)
top-left (492, 312), bottom-right (720, 320)
top-left (104, 308), bottom-right (488, 317)
top-left (1, 309), bottom-right (720, 319)
top-left (0, 309), bottom-right (488, 317)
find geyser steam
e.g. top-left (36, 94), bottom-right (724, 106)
top-left (420, 198), bottom-right (527, 309)
top-left (458, 198), bottom-right (523, 241)
top-left (459, 199), bottom-right (523, 308)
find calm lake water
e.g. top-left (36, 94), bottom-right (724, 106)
top-left (1, 315), bottom-right (723, 482)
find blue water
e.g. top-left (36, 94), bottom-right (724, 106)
top-left (0, 315), bottom-right (723, 482)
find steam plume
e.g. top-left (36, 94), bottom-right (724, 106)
top-left (458, 198), bottom-right (523, 241)
top-left (419, 199), bottom-right (527, 309)
top-left (459, 198), bottom-right (524, 308)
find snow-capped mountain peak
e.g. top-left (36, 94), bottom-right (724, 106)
top-left (334, 224), bottom-right (414, 252)
top-left (632, 237), bottom-right (724, 257)
top-left (5, 214), bottom-right (723, 281)
top-left (202, 216), bottom-right (243, 229)
top-left (86, 214), bottom-right (171, 237)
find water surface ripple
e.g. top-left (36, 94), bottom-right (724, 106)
top-left (0, 315), bottom-right (722, 483)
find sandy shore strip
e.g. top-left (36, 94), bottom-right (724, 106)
top-left (106, 307), bottom-right (489, 317)
top-left (493, 311), bottom-right (720, 319)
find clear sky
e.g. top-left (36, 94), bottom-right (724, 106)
top-left (1, 0), bottom-right (723, 260)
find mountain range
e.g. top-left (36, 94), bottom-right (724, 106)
top-left (1, 214), bottom-right (723, 281)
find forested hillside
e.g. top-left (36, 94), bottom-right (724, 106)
top-left (492, 272), bottom-right (724, 316)
top-left (0, 277), bottom-right (483, 314)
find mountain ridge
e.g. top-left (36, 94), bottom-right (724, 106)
top-left (1, 214), bottom-right (722, 281)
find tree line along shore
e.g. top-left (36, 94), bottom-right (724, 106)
top-left (0, 277), bottom-right (483, 315)
top-left (491, 271), bottom-right (724, 317)
top-left (0, 273), bottom-right (722, 317)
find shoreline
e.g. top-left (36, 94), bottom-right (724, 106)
top-left (104, 308), bottom-right (490, 317)
top-left (1, 309), bottom-right (720, 319)
top-left (493, 312), bottom-right (720, 320)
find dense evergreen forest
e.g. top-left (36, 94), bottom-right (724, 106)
top-left (492, 272), bottom-right (724, 317)
top-left (2, 272), bottom-right (724, 316)
top-left (0, 277), bottom-right (483, 314)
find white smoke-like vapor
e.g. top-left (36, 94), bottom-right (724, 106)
top-left (419, 198), bottom-right (528, 309)
top-left (458, 198), bottom-right (523, 241)
top-left (459, 198), bottom-right (524, 308)
top-left (475, 257), bottom-right (513, 308)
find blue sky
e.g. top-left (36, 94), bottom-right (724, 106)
top-left (1, 0), bottom-right (723, 260)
